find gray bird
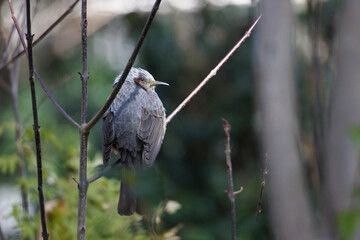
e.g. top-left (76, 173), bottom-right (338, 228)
top-left (102, 68), bottom-right (168, 216)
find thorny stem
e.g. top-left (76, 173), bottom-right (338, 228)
top-left (222, 118), bottom-right (236, 240)
top-left (166, 16), bottom-right (261, 124)
top-left (85, 0), bottom-right (163, 131)
top-left (25, 0), bottom-right (49, 239)
top-left (0, 0), bottom-right (80, 70)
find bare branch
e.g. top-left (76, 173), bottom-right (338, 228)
top-left (256, 153), bottom-right (268, 221)
top-left (85, 0), bottom-right (163, 131)
top-left (0, 3), bottom-right (23, 66)
top-left (10, 0), bottom-right (51, 238)
top-left (222, 118), bottom-right (236, 240)
top-left (166, 16), bottom-right (261, 124)
top-left (0, 0), bottom-right (80, 70)
top-left (10, 59), bottom-right (29, 216)
top-left (77, 0), bottom-right (89, 238)
top-left (7, 1), bottom-right (80, 129)
top-left (34, 69), bottom-right (81, 128)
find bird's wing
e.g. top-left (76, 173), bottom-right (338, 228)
top-left (102, 110), bottom-right (115, 165)
top-left (137, 107), bottom-right (166, 166)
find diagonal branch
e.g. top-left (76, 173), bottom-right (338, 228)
top-left (84, 0), bottom-right (163, 132)
top-left (0, 3), bottom-right (23, 66)
top-left (0, 0), bottom-right (80, 70)
top-left (166, 15), bottom-right (262, 124)
top-left (7, 1), bottom-right (80, 129)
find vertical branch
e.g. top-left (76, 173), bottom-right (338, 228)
top-left (307, 0), bottom-right (324, 193)
top-left (24, 0), bottom-right (49, 239)
top-left (77, 0), bottom-right (89, 239)
top-left (10, 60), bottom-right (29, 215)
top-left (13, 1), bottom-right (49, 240)
top-left (222, 118), bottom-right (236, 240)
top-left (0, 224), bottom-right (4, 240)
top-left (256, 153), bottom-right (268, 221)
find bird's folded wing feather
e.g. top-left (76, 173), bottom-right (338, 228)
top-left (137, 107), bottom-right (166, 166)
top-left (102, 111), bottom-right (115, 165)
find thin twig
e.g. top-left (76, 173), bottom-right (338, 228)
top-left (222, 118), bottom-right (236, 240)
top-left (166, 16), bottom-right (261, 124)
top-left (24, 75), bottom-right (72, 123)
top-left (85, 0), bottom-right (163, 131)
top-left (0, 3), bottom-right (23, 66)
top-left (24, 0), bottom-right (49, 238)
top-left (34, 70), bottom-right (80, 128)
top-left (256, 153), bottom-right (268, 221)
top-left (0, 0), bottom-right (80, 70)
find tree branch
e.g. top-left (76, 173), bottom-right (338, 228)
top-left (24, 0), bottom-right (49, 238)
top-left (166, 16), bottom-right (261, 124)
top-left (0, 0), bottom-right (80, 70)
top-left (222, 118), bottom-right (236, 240)
top-left (77, 0), bottom-right (89, 238)
top-left (10, 59), bottom-right (29, 216)
top-left (84, 0), bottom-right (163, 131)
top-left (0, 3), bottom-right (23, 67)
top-left (256, 153), bottom-right (268, 221)
top-left (6, 2), bottom-right (80, 129)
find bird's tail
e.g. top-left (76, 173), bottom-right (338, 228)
top-left (117, 151), bottom-right (144, 216)
top-left (118, 179), bottom-right (136, 215)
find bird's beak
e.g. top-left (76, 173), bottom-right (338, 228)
top-left (151, 81), bottom-right (169, 87)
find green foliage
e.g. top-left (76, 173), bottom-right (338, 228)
top-left (10, 205), bottom-right (37, 240)
top-left (337, 209), bottom-right (360, 240)
top-left (0, 154), bottom-right (20, 175)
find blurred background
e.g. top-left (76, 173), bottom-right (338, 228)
top-left (0, 0), bottom-right (359, 239)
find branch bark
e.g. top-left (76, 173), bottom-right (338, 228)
top-left (25, 0), bottom-right (49, 239)
top-left (222, 118), bottom-right (236, 240)
top-left (77, 0), bottom-right (89, 238)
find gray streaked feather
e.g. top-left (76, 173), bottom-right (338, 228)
top-left (102, 111), bottom-right (114, 165)
top-left (137, 107), bottom-right (166, 166)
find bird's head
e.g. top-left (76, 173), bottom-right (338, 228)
top-left (132, 68), bottom-right (169, 91)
